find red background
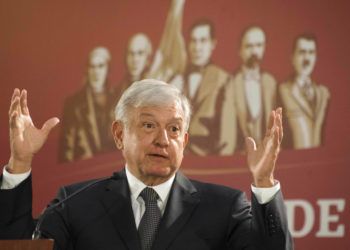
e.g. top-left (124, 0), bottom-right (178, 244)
top-left (1, 0), bottom-right (349, 248)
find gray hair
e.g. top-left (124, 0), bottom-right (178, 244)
top-left (115, 79), bottom-right (191, 131)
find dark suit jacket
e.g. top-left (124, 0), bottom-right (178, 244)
top-left (0, 170), bottom-right (293, 250)
top-left (58, 85), bottom-right (117, 163)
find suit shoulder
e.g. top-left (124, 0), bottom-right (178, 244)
top-left (279, 79), bottom-right (293, 90)
top-left (62, 86), bottom-right (88, 108)
top-left (232, 69), bottom-right (243, 81)
top-left (207, 64), bottom-right (232, 81)
top-left (316, 83), bottom-right (330, 96)
top-left (190, 179), bottom-right (244, 199)
top-left (261, 71), bottom-right (276, 80)
top-left (60, 177), bottom-right (110, 197)
top-left (261, 71), bottom-right (277, 85)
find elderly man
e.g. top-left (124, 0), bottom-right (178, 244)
top-left (0, 80), bottom-right (293, 249)
top-left (279, 34), bottom-right (330, 149)
top-left (58, 47), bottom-right (117, 162)
top-left (224, 26), bottom-right (277, 152)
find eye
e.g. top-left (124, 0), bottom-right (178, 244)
top-left (142, 122), bottom-right (156, 131)
top-left (168, 125), bottom-right (181, 136)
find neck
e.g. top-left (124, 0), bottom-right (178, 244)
top-left (89, 83), bottom-right (105, 93)
top-left (126, 166), bottom-right (174, 186)
top-left (295, 74), bottom-right (311, 87)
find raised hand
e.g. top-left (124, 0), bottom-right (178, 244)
top-left (8, 89), bottom-right (59, 173)
top-left (245, 108), bottom-right (283, 187)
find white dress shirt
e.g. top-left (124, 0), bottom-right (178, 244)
top-left (1, 165), bottom-right (280, 220)
top-left (125, 166), bottom-right (175, 228)
top-left (243, 67), bottom-right (262, 121)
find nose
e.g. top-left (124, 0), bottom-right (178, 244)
top-left (195, 41), bottom-right (202, 52)
top-left (154, 128), bottom-right (170, 147)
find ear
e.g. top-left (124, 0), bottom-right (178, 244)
top-left (183, 132), bottom-right (189, 148)
top-left (112, 120), bottom-right (124, 150)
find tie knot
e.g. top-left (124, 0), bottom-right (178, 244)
top-left (140, 187), bottom-right (159, 203)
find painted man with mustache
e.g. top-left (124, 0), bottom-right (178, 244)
top-left (223, 26), bottom-right (277, 152)
top-left (279, 34), bottom-right (330, 149)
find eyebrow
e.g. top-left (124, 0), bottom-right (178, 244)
top-left (139, 113), bottom-right (184, 123)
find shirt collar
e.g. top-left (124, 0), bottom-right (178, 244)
top-left (295, 75), bottom-right (312, 88)
top-left (242, 66), bottom-right (261, 81)
top-left (125, 165), bottom-right (175, 203)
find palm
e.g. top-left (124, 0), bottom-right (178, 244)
top-left (245, 108), bottom-right (282, 187)
top-left (9, 89), bottom-right (59, 170)
top-left (11, 114), bottom-right (48, 161)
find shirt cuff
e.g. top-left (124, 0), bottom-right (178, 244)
top-left (251, 180), bottom-right (280, 204)
top-left (1, 165), bottom-right (31, 190)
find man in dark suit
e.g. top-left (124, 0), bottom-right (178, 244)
top-left (1, 80), bottom-right (293, 249)
top-left (58, 47), bottom-right (117, 163)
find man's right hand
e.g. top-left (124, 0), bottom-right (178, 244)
top-left (8, 89), bottom-right (59, 174)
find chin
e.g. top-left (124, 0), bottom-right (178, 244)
top-left (146, 165), bottom-right (174, 178)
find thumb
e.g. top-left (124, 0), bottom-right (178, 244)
top-left (245, 137), bottom-right (256, 156)
top-left (41, 117), bottom-right (60, 135)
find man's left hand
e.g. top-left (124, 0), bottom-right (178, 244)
top-left (246, 108), bottom-right (283, 187)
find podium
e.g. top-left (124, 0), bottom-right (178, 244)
top-left (0, 239), bottom-right (53, 250)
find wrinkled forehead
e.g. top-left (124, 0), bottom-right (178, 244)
top-left (131, 101), bottom-right (186, 123)
top-left (242, 28), bottom-right (265, 45)
top-left (295, 38), bottom-right (316, 52)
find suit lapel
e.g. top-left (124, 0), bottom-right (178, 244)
top-left (291, 83), bottom-right (314, 119)
top-left (313, 83), bottom-right (324, 121)
top-left (85, 87), bottom-right (102, 150)
top-left (100, 170), bottom-right (141, 250)
top-left (153, 172), bottom-right (200, 250)
top-left (235, 72), bottom-right (249, 136)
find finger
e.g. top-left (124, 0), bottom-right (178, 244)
top-left (276, 107), bottom-right (282, 116)
top-left (9, 110), bottom-right (19, 129)
top-left (9, 95), bottom-right (20, 117)
top-left (245, 137), bottom-right (257, 156)
top-left (266, 110), bottom-right (276, 136)
top-left (272, 127), bottom-right (280, 153)
top-left (41, 117), bottom-right (60, 136)
top-left (20, 89), bottom-right (30, 116)
top-left (276, 111), bottom-right (283, 144)
top-left (11, 88), bottom-right (20, 103)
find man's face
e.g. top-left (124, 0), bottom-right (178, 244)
top-left (293, 38), bottom-right (317, 78)
top-left (113, 102), bottom-right (188, 185)
top-left (240, 28), bottom-right (266, 69)
top-left (189, 25), bottom-right (216, 67)
top-left (126, 35), bottom-right (150, 79)
top-left (88, 55), bottom-right (109, 92)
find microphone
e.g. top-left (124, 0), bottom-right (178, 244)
top-left (32, 175), bottom-right (115, 239)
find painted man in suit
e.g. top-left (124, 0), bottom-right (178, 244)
top-left (58, 47), bottom-right (117, 163)
top-left (176, 19), bottom-right (236, 156)
top-left (117, 33), bottom-right (153, 98)
top-left (279, 34), bottom-right (330, 149)
top-left (1, 80), bottom-right (293, 249)
top-left (225, 26), bottom-right (277, 151)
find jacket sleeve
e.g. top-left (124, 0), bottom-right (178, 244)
top-left (0, 175), bottom-right (35, 239)
top-left (227, 190), bottom-right (294, 250)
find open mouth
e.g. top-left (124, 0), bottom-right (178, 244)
top-left (148, 153), bottom-right (169, 159)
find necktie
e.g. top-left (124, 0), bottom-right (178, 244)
top-left (138, 187), bottom-right (162, 250)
